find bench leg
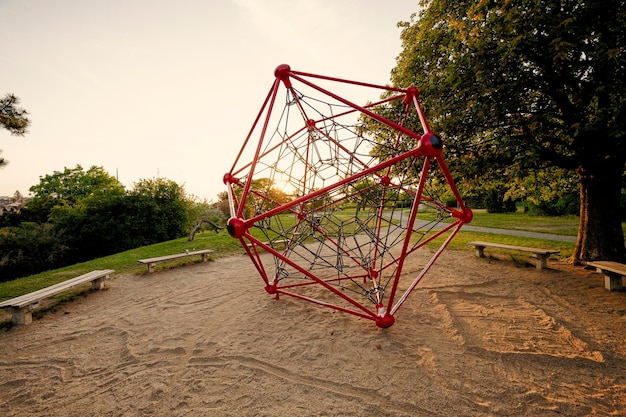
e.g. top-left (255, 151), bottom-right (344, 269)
top-left (148, 263), bottom-right (156, 273)
top-left (535, 254), bottom-right (549, 270)
top-left (91, 277), bottom-right (106, 290)
top-left (474, 246), bottom-right (485, 258)
top-left (603, 273), bottom-right (624, 291)
top-left (12, 306), bottom-right (33, 325)
top-left (201, 253), bottom-right (208, 262)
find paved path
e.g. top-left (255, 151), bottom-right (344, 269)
top-left (459, 224), bottom-right (577, 242)
top-left (388, 212), bottom-right (577, 243)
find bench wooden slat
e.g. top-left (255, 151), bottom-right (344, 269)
top-left (587, 261), bottom-right (626, 275)
top-left (587, 261), bottom-right (625, 291)
top-left (468, 241), bottom-right (559, 270)
top-left (137, 249), bottom-right (213, 272)
top-left (0, 269), bottom-right (114, 325)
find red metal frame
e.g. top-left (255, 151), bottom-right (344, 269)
top-left (224, 64), bottom-right (472, 328)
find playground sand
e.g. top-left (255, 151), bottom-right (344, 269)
top-left (1, 249), bottom-right (625, 416)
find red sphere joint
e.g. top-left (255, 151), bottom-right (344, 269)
top-left (227, 217), bottom-right (247, 239)
top-left (403, 86), bottom-right (420, 105)
top-left (223, 172), bottom-right (238, 185)
top-left (459, 208), bottom-right (473, 223)
top-left (376, 313), bottom-right (396, 329)
top-left (420, 132), bottom-right (443, 157)
top-left (275, 64), bottom-right (292, 88)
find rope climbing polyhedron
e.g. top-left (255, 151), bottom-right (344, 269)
top-left (224, 64), bottom-right (472, 328)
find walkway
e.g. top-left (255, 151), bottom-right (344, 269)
top-left (459, 224), bottom-right (577, 243)
top-left (390, 212), bottom-right (577, 243)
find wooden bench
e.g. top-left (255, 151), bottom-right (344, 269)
top-left (586, 261), bottom-right (625, 291)
top-left (469, 241), bottom-right (560, 270)
top-left (137, 249), bottom-right (213, 273)
top-left (0, 269), bottom-right (114, 325)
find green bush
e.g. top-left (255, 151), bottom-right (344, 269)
top-left (0, 167), bottom-right (194, 281)
top-left (484, 189), bottom-right (517, 213)
top-left (0, 223), bottom-right (69, 281)
top-left (523, 192), bottom-right (580, 216)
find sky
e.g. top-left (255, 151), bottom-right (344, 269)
top-left (1, 0), bottom-right (419, 202)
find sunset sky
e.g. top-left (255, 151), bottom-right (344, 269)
top-left (1, 0), bottom-right (419, 201)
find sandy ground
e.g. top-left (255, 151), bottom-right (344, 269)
top-left (0, 249), bottom-right (625, 417)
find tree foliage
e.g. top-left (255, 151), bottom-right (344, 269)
top-left (0, 93), bottom-right (29, 135)
top-left (0, 223), bottom-right (68, 279)
top-left (389, 0), bottom-right (626, 262)
top-left (0, 93), bottom-right (30, 167)
top-left (215, 178), bottom-right (293, 219)
top-left (127, 178), bottom-right (191, 244)
top-left (0, 167), bottom-right (194, 281)
top-left (30, 165), bottom-right (124, 202)
top-left (187, 200), bottom-right (227, 241)
top-left (507, 167), bottom-right (580, 215)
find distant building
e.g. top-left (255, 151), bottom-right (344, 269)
top-left (0, 195), bottom-right (30, 215)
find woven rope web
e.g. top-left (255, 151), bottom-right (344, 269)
top-left (224, 65), bottom-right (472, 327)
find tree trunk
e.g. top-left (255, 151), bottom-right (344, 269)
top-left (572, 160), bottom-right (626, 264)
top-left (187, 219), bottom-right (224, 241)
top-left (188, 221), bottom-right (203, 241)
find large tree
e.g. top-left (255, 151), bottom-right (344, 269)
top-left (0, 93), bottom-right (30, 167)
top-left (128, 177), bottom-right (191, 242)
top-left (389, 0), bottom-right (626, 263)
top-left (29, 165), bottom-right (123, 202)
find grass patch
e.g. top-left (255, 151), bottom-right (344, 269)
top-left (467, 209), bottom-right (626, 236)
top-left (412, 229), bottom-right (574, 261)
top-left (2, 211), bottom-right (610, 303)
top-left (0, 230), bottom-right (244, 301)
top-left (468, 209), bottom-right (580, 235)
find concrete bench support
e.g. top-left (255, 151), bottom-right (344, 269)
top-left (587, 261), bottom-right (625, 291)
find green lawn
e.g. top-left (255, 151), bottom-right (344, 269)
top-left (0, 210), bottom-right (611, 305)
top-left (467, 209), bottom-right (580, 235)
top-left (447, 231), bottom-right (575, 258)
top-left (0, 230), bottom-right (245, 301)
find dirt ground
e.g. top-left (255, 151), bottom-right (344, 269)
top-left (0, 249), bottom-right (625, 416)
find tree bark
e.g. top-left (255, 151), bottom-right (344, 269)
top-left (572, 160), bottom-right (626, 264)
top-left (187, 219), bottom-right (223, 241)
top-left (188, 221), bottom-right (203, 242)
